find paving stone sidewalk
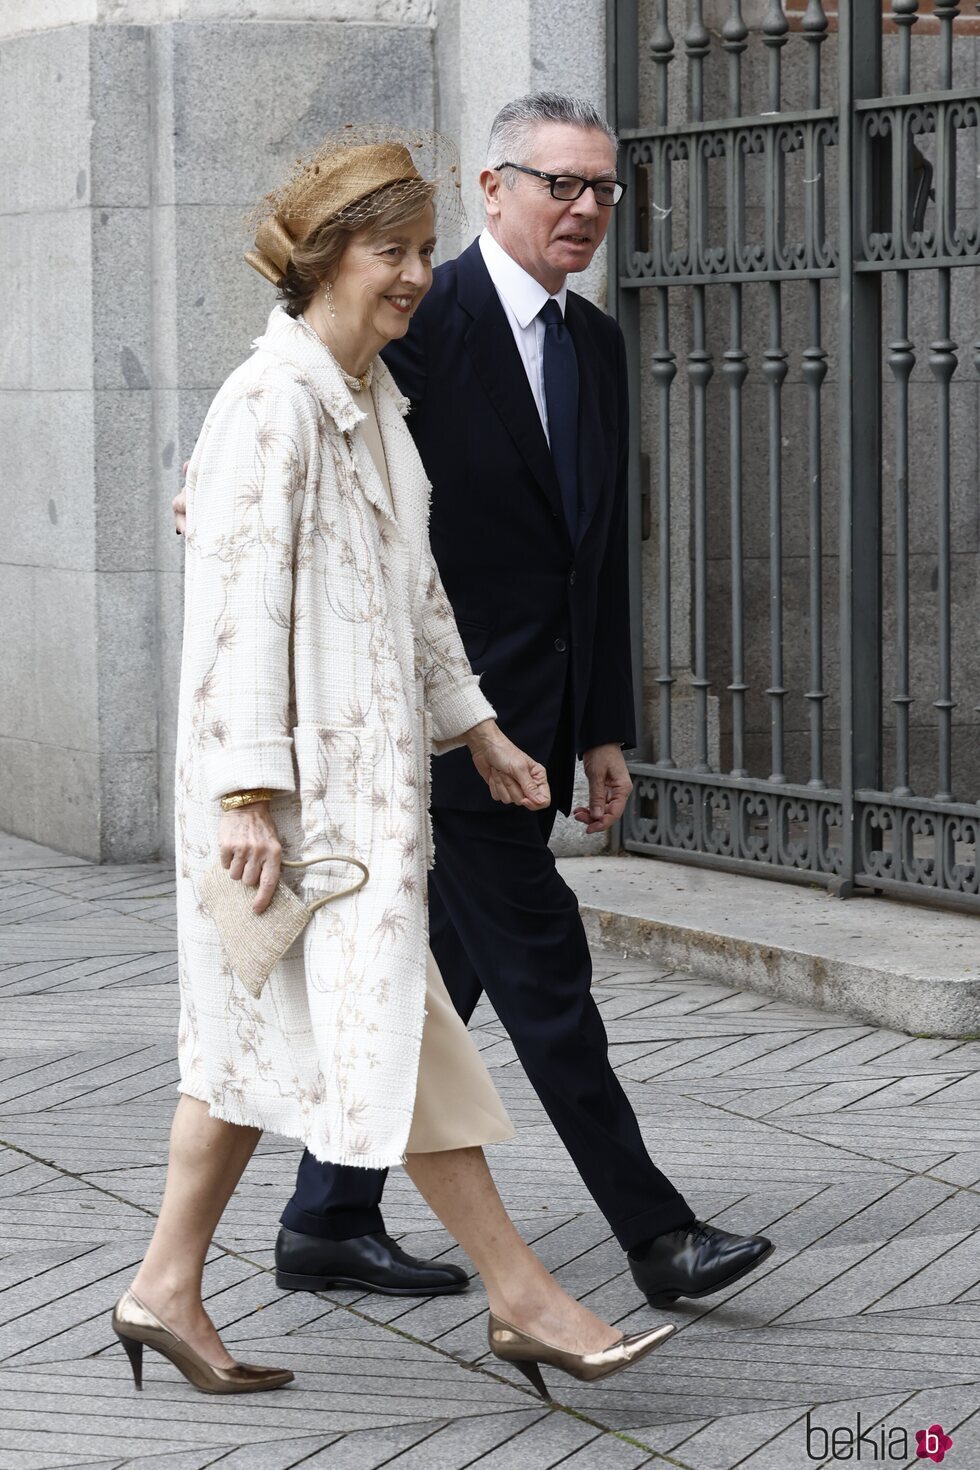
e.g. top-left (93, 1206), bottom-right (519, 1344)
top-left (0, 831), bottom-right (978, 1470)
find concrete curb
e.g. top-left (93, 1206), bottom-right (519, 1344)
top-left (557, 857), bottom-right (980, 1039)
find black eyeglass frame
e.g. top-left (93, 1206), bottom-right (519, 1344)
top-left (495, 161), bottom-right (627, 207)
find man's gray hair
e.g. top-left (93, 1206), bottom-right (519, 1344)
top-left (486, 93), bottom-right (618, 173)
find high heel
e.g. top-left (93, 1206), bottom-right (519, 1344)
top-left (487, 1312), bottom-right (675, 1401)
top-left (111, 1289), bottom-right (294, 1395)
top-left (116, 1331), bottom-right (144, 1390)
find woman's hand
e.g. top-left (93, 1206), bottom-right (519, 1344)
top-left (465, 720), bottom-right (551, 810)
top-left (173, 488), bottom-right (187, 535)
top-left (218, 802), bottom-right (282, 914)
top-left (172, 461), bottom-right (189, 535)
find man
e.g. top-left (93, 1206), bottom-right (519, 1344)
top-left (176, 94), bottom-right (772, 1309)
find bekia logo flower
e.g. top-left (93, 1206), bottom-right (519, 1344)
top-left (916, 1424), bottom-right (953, 1463)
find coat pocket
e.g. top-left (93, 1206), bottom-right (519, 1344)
top-left (455, 619), bottom-right (491, 665)
top-left (292, 724), bottom-right (379, 897)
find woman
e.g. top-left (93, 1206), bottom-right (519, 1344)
top-left (111, 131), bottom-right (673, 1401)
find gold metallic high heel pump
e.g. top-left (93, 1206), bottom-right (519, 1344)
top-left (488, 1312), bottom-right (675, 1401)
top-left (111, 1288), bottom-right (294, 1395)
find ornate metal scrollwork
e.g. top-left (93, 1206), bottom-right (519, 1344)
top-left (856, 95), bottom-right (980, 267)
top-left (666, 783), bottom-right (698, 849)
top-left (944, 815), bottom-right (980, 894)
top-left (860, 804), bottom-right (899, 879)
top-left (703, 786), bottom-right (735, 857)
top-left (624, 773), bottom-right (845, 882)
top-left (853, 799), bottom-right (979, 896)
top-left (623, 116), bottom-right (839, 282)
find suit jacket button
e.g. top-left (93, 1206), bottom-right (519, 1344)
top-left (569, 570), bottom-right (576, 586)
top-left (554, 637), bottom-right (567, 653)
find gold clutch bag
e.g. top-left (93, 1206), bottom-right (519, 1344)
top-left (199, 853), bottom-right (369, 999)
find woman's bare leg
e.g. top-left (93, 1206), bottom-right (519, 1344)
top-left (129, 1095), bottom-right (261, 1367)
top-left (405, 1146), bottom-right (620, 1352)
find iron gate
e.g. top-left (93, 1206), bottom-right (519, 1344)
top-left (608, 0), bottom-right (980, 910)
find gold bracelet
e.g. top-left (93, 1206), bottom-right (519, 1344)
top-left (220, 788), bottom-right (276, 813)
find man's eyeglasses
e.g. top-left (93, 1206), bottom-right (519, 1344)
top-left (496, 162), bottom-right (626, 207)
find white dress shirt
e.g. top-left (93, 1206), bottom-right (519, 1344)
top-left (479, 227), bottom-right (568, 445)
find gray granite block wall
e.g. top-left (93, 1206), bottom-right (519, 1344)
top-left (0, 26), bottom-right (100, 854)
top-left (0, 14), bottom-right (436, 859)
top-left (153, 18), bottom-right (436, 859)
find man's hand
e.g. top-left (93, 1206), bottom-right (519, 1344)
top-left (574, 743), bottom-right (633, 834)
top-left (172, 461), bottom-right (189, 535)
top-left (218, 802), bottom-right (282, 914)
top-left (466, 719), bottom-right (551, 810)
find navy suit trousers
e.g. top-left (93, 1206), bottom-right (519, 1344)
top-left (280, 802), bottom-right (694, 1252)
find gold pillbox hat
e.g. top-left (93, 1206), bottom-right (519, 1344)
top-left (245, 125), bottom-right (462, 286)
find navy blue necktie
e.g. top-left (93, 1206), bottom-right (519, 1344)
top-left (539, 299), bottom-right (579, 540)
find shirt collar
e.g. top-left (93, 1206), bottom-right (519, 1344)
top-left (479, 227), bottom-right (568, 328)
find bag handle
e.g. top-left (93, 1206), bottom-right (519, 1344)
top-left (281, 854), bottom-right (370, 914)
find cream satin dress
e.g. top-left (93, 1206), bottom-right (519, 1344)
top-left (351, 380), bottom-right (514, 1155)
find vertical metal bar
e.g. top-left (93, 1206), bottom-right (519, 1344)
top-left (653, 288), bottom-right (676, 768)
top-left (650, 0), bottom-right (674, 127)
top-left (764, 285), bottom-right (788, 782)
top-left (934, 1), bottom-right (959, 89)
top-left (892, 1), bottom-right (918, 92)
top-left (934, 75), bottom-right (956, 262)
top-left (606, 0), bottom-right (643, 763)
top-left (930, 271), bottom-right (957, 801)
top-left (723, 4), bottom-right (748, 780)
top-left (760, 2), bottom-right (788, 785)
top-left (690, 2), bottom-right (714, 770)
top-left (889, 3), bottom-right (916, 799)
top-left (931, 0), bottom-right (958, 806)
top-left (686, 1), bottom-right (709, 124)
top-left (977, 338), bottom-right (980, 803)
top-left (686, 5), bottom-right (709, 282)
top-left (889, 275), bottom-right (914, 796)
top-left (838, 0), bottom-right (884, 894)
top-left (686, 4), bottom-right (712, 773)
top-left (932, 0), bottom-right (955, 794)
top-left (763, 10), bottom-right (788, 263)
top-left (802, 1), bottom-right (829, 107)
top-left (724, 285), bottom-right (748, 777)
top-left (722, 0), bottom-right (747, 118)
top-left (763, 1), bottom-right (789, 114)
top-left (802, 5), bottom-right (829, 789)
top-left (803, 280), bottom-right (827, 788)
top-left (650, 0), bottom-right (676, 768)
top-left (690, 286), bottom-right (714, 772)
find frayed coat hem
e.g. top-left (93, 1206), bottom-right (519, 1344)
top-left (176, 1081), bottom-right (413, 1171)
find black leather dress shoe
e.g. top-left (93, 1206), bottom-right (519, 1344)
top-left (629, 1221), bottom-right (773, 1305)
top-left (274, 1226), bottom-right (470, 1297)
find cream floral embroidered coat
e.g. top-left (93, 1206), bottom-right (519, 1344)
top-left (175, 306), bottom-right (495, 1168)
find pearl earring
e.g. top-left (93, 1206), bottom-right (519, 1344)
top-left (324, 279), bottom-right (336, 318)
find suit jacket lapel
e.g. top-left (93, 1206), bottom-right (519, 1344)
top-left (457, 243), bottom-right (565, 527)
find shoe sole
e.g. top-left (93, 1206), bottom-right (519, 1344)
top-left (275, 1269), bottom-right (469, 1297)
top-left (642, 1243), bottom-right (775, 1306)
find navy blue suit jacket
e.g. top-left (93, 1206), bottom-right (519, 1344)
top-left (382, 239), bottom-right (635, 814)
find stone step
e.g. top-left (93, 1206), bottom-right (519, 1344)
top-left (558, 855), bottom-right (980, 1039)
